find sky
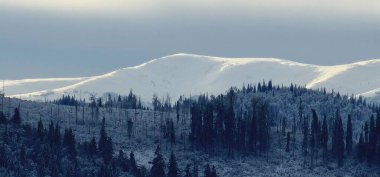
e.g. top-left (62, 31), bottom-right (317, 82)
top-left (0, 0), bottom-right (379, 79)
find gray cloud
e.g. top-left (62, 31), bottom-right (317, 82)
top-left (0, 0), bottom-right (379, 79)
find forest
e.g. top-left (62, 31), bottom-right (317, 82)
top-left (0, 81), bottom-right (379, 177)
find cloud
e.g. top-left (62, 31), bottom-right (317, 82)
top-left (1, 0), bottom-right (379, 21)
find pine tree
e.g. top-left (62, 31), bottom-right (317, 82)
top-left (286, 132), bottom-right (290, 152)
top-left (321, 115), bottom-right (328, 159)
top-left (346, 115), bottom-right (353, 155)
top-left (332, 110), bottom-right (344, 166)
top-left (103, 137), bottom-right (113, 164)
top-left (53, 123), bottom-right (61, 147)
top-left (192, 163), bottom-right (199, 177)
top-left (204, 164), bottom-right (211, 177)
top-left (211, 166), bottom-right (217, 177)
top-left (302, 115), bottom-right (308, 158)
top-left (183, 164), bottom-right (192, 177)
top-left (99, 117), bottom-right (107, 153)
top-left (11, 107), bottom-right (21, 125)
top-left (150, 146), bottom-right (165, 177)
top-left (367, 115), bottom-right (376, 165)
top-left (37, 118), bottom-right (44, 141)
top-left (129, 151), bottom-right (138, 175)
top-left (168, 152), bottom-right (179, 177)
top-left (0, 111), bottom-right (6, 124)
top-left (357, 132), bottom-right (365, 162)
top-left (310, 109), bottom-right (319, 166)
top-left (88, 136), bottom-right (97, 157)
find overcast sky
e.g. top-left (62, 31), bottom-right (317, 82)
top-left (0, 0), bottom-right (379, 79)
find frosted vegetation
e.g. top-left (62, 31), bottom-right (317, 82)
top-left (0, 81), bottom-right (379, 177)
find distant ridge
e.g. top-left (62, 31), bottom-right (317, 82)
top-left (4, 53), bottom-right (380, 102)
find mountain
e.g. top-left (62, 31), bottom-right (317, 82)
top-left (3, 53), bottom-right (380, 102)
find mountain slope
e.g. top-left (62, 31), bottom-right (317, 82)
top-left (4, 53), bottom-right (380, 102)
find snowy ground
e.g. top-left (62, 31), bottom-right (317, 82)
top-left (2, 97), bottom-right (380, 177)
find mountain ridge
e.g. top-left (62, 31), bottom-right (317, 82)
top-left (4, 53), bottom-right (380, 102)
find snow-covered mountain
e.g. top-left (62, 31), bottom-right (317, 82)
top-left (4, 53), bottom-right (380, 102)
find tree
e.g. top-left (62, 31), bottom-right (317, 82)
top-left (99, 117), bottom-right (107, 153)
top-left (129, 151), bottom-right (138, 175)
top-left (286, 132), bottom-right (290, 152)
top-left (11, 107), bottom-right (21, 125)
top-left (88, 136), bottom-right (97, 157)
top-left (103, 137), bottom-right (113, 164)
top-left (0, 111), bottom-right (6, 124)
top-left (367, 115), bottom-right (376, 165)
top-left (168, 152), bottom-right (179, 177)
top-left (346, 115), bottom-right (353, 155)
top-left (302, 115), bottom-right (308, 158)
top-left (37, 118), bottom-right (44, 141)
top-left (321, 115), bottom-right (328, 158)
top-left (332, 110), bottom-right (344, 166)
top-left (357, 132), bottom-right (365, 162)
top-left (204, 164), bottom-right (211, 177)
top-left (150, 146), bottom-right (165, 177)
top-left (53, 123), bottom-right (61, 147)
top-left (183, 164), bottom-right (192, 177)
top-left (211, 166), bottom-right (217, 177)
top-left (310, 109), bottom-right (319, 166)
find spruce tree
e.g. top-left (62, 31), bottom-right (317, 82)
top-left (367, 115), bottom-right (376, 165)
top-left (204, 164), bottom-right (211, 177)
top-left (286, 132), bottom-right (290, 152)
top-left (99, 117), bottom-right (107, 153)
top-left (130, 151), bottom-right (138, 175)
top-left (357, 132), bottom-right (365, 162)
top-left (183, 165), bottom-right (192, 177)
top-left (11, 107), bottom-right (21, 125)
top-left (168, 152), bottom-right (179, 177)
top-left (346, 115), bottom-right (353, 155)
top-left (37, 118), bottom-right (44, 141)
top-left (332, 110), bottom-right (344, 166)
top-left (88, 136), bottom-right (97, 157)
top-left (150, 146), bottom-right (165, 177)
top-left (321, 115), bottom-right (328, 158)
top-left (0, 111), bottom-right (6, 124)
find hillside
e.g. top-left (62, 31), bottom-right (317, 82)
top-left (4, 53), bottom-right (380, 102)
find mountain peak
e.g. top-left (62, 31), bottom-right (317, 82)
top-left (5, 54), bottom-right (380, 103)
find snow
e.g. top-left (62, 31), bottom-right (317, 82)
top-left (4, 53), bottom-right (380, 102)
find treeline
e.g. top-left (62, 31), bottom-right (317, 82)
top-left (0, 111), bottom-right (218, 177)
top-left (53, 90), bottom-right (147, 110)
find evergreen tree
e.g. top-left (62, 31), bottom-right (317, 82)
top-left (192, 163), bottom-right (199, 177)
top-left (0, 111), bottom-right (6, 124)
top-left (346, 115), bottom-right (353, 155)
top-left (150, 146), bottom-right (165, 177)
top-left (53, 123), bottom-right (61, 147)
top-left (310, 109), bottom-right (319, 166)
top-left (321, 115), bottom-right (328, 158)
top-left (367, 115), bottom-right (376, 165)
top-left (168, 152), bottom-right (179, 177)
top-left (183, 165), bottom-right (192, 177)
top-left (332, 110), bottom-right (344, 166)
top-left (103, 137), bottom-right (113, 164)
top-left (286, 132), bottom-right (290, 152)
top-left (88, 136), bottom-right (97, 157)
top-left (37, 118), bottom-right (44, 141)
top-left (99, 117), bottom-right (107, 153)
top-left (11, 107), bottom-right (21, 125)
top-left (203, 164), bottom-right (211, 177)
top-left (129, 151), bottom-right (138, 175)
top-left (302, 115), bottom-right (308, 157)
top-left (211, 166), bottom-right (217, 177)
top-left (357, 132), bottom-right (365, 162)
